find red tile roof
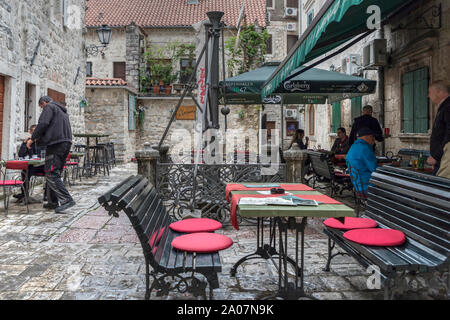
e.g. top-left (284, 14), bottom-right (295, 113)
top-left (86, 78), bottom-right (128, 86)
top-left (85, 0), bottom-right (267, 28)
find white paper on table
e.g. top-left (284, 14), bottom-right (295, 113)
top-left (238, 198), bottom-right (268, 206)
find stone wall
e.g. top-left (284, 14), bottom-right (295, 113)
top-left (85, 87), bottom-right (136, 163)
top-left (85, 28), bottom-right (127, 79)
top-left (0, 0), bottom-right (86, 159)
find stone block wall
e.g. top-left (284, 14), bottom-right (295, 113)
top-left (0, 0), bottom-right (86, 158)
top-left (85, 87), bottom-right (136, 163)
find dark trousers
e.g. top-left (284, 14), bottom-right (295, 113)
top-left (45, 142), bottom-right (73, 205)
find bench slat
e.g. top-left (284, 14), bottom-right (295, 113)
top-left (110, 175), bottom-right (143, 203)
top-left (369, 187), bottom-right (450, 226)
top-left (118, 178), bottom-right (149, 209)
top-left (367, 196), bottom-right (450, 244)
top-left (98, 175), bottom-right (134, 205)
top-left (124, 183), bottom-right (155, 216)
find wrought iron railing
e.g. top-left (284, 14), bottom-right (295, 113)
top-left (156, 162), bottom-right (286, 222)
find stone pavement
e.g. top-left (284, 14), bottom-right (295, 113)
top-left (0, 164), bottom-right (440, 300)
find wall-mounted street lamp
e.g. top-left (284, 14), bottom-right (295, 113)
top-left (86, 25), bottom-right (112, 58)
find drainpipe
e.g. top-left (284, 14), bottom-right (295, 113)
top-left (378, 24), bottom-right (385, 156)
top-left (298, 0), bottom-right (303, 37)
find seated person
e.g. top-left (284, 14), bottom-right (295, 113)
top-left (331, 127), bottom-right (350, 155)
top-left (288, 129), bottom-right (309, 150)
top-left (345, 127), bottom-right (378, 194)
top-left (14, 125), bottom-right (45, 202)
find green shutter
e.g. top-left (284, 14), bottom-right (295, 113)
top-left (413, 67), bottom-right (429, 133)
top-left (129, 94), bottom-right (136, 130)
top-left (332, 102), bottom-right (341, 133)
top-left (350, 96), bottom-right (362, 123)
top-left (402, 72), bottom-right (414, 133)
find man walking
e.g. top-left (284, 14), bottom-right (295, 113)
top-left (427, 80), bottom-right (450, 178)
top-left (29, 96), bottom-right (76, 213)
top-left (348, 105), bottom-right (383, 149)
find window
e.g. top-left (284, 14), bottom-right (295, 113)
top-left (402, 67), bottom-right (429, 133)
top-left (287, 35), bottom-right (297, 53)
top-left (332, 102), bottom-right (341, 133)
top-left (179, 58), bottom-right (195, 84)
top-left (308, 105), bottom-right (315, 136)
top-left (86, 62), bottom-right (93, 77)
top-left (266, 34), bottom-right (273, 55)
top-left (307, 9), bottom-right (314, 26)
top-left (350, 96), bottom-right (362, 123)
top-left (286, 0), bottom-right (298, 7)
top-left (266, 0), bottom-right (274, 8)
top-left (113, 62), bottom-right (126, 81)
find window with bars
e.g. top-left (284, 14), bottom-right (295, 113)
top-left (86, 62), bottom-right (93, 77)
top-left (402, 67), bottom-right (429, 133)
top-left (266, 34), bottom-right (273, 55)
top-left (307, 9), bottom-right (314, 26)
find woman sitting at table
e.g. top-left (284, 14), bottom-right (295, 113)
top-left (13, 125), bottom-right (45, 202)
top-left (288, 129), bottom-right (309, 150)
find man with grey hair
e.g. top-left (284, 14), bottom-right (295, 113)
top-left (28, 96), bottom-right (75, 213)
top-left (427, 80), bottom-right (450, 178)
top-left (348, 104), bottom-right (384, 148)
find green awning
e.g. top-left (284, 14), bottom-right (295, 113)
top-left (261, 0), bottom-right (411, 99)
top-left (220, 62), bottom-right (376, 105)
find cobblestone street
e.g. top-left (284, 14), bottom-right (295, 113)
top-left (0, 164), bottom-right (441, 300)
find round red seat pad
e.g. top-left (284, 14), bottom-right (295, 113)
top-left (169, 218), bottom-right (222, 233)
top-left (343, 228), bottom-right (406, 246)
top-left (323, 217), bottom-right (378, 230)
top-left (171, 233), bottom-right (233, 253)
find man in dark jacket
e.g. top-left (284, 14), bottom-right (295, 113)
top-left (427, 81), bottom-right (450, 177)
top-left (28, 96), bottom-right (75, 213)
top-left (348, 105), bottom-right (383, 149)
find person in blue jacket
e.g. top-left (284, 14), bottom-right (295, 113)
top-left (346, 127), bottom-right (378, 194)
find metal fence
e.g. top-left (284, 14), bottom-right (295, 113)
top-left (156, 162), bottom-right (286, 222)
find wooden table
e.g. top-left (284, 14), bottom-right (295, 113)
top-left (228, 183), bottom-right (355, 300)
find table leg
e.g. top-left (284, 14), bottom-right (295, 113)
top-left (265, 217), bottom-right (317, 300)
top-left (230, 217), bottom-right (302, 277)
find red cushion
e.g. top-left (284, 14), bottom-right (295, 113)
top-left (66, 162), bottom-right (79, 166)
top-left (149, 227), bottom-right (165, 247)
top-left (171, 233), bottom-right (233, 253)
top-left (6, 161), bottom-right (28, 170)
top-left (323, 217), bottom-right (378, 230)
top-left (334, 172), bottom-right (350, 178)
top-left (343, 228), bottom-right (406, 246)
top-left (169, 218), bottom-right (222, 233)
top-left (0, 180), bottom-right (24, 186)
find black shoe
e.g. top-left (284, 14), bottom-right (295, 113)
top-left (13, 193), bottom-right (24, 199)
top-left (44, 202), bottom-right (58, 210)
top-left (55, 200), bottom-right (76, 214)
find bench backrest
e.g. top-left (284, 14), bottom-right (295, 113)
top-left (367, 167), bottom-right (450, 259)
top-left (98, 175), bottom-right (174, 268)
top-left (307, 151), bottom-right (334, 180)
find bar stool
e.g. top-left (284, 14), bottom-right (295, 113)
top-left (90, 145), bottom-right (110, 176)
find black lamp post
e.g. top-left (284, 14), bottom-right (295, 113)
top-left (86, 25), bottom-right (112, 58)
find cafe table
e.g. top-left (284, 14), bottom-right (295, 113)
top-left (73, 133), bottom-right (110, 177)
top-left (227, 182), bottom-right (355, 300)
top-left (6, 158), bottom-right (45, 205)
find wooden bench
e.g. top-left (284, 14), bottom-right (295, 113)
top-left (307, 150), bottom-right (353, 197)
top-left (98, 175), bottom-right (222, 300)
top-left (323, 166), bottom-right (450, 299)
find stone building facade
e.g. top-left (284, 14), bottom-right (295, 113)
top-left (296, 0), bottom-right (450, 156)
top-left (0, 0), bottom-right (86, 159)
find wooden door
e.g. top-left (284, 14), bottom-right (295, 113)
top-left (48, 88), bottom-right (66, 105)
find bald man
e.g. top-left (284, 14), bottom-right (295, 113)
top-left (427, 80), bottom-right (450, 178)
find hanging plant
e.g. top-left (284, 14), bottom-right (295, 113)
top-left (238, 109), bottom-right (245, 119)
top-left (225, 25), bottom-right (270, 77)
top-left (134, 105), bottom-right (147, 129)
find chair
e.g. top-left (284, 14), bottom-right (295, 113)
top-left (0, 161), bottom-right (30, 215)
top-left (346, 162), bottom-right (368, 216)
top-left (63, 153), bottom-right (81, 186)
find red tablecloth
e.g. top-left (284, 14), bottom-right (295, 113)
top-left (229, 193), bottom-right (342, 230)
top-left (225, 183), bottom-right (314, 202)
